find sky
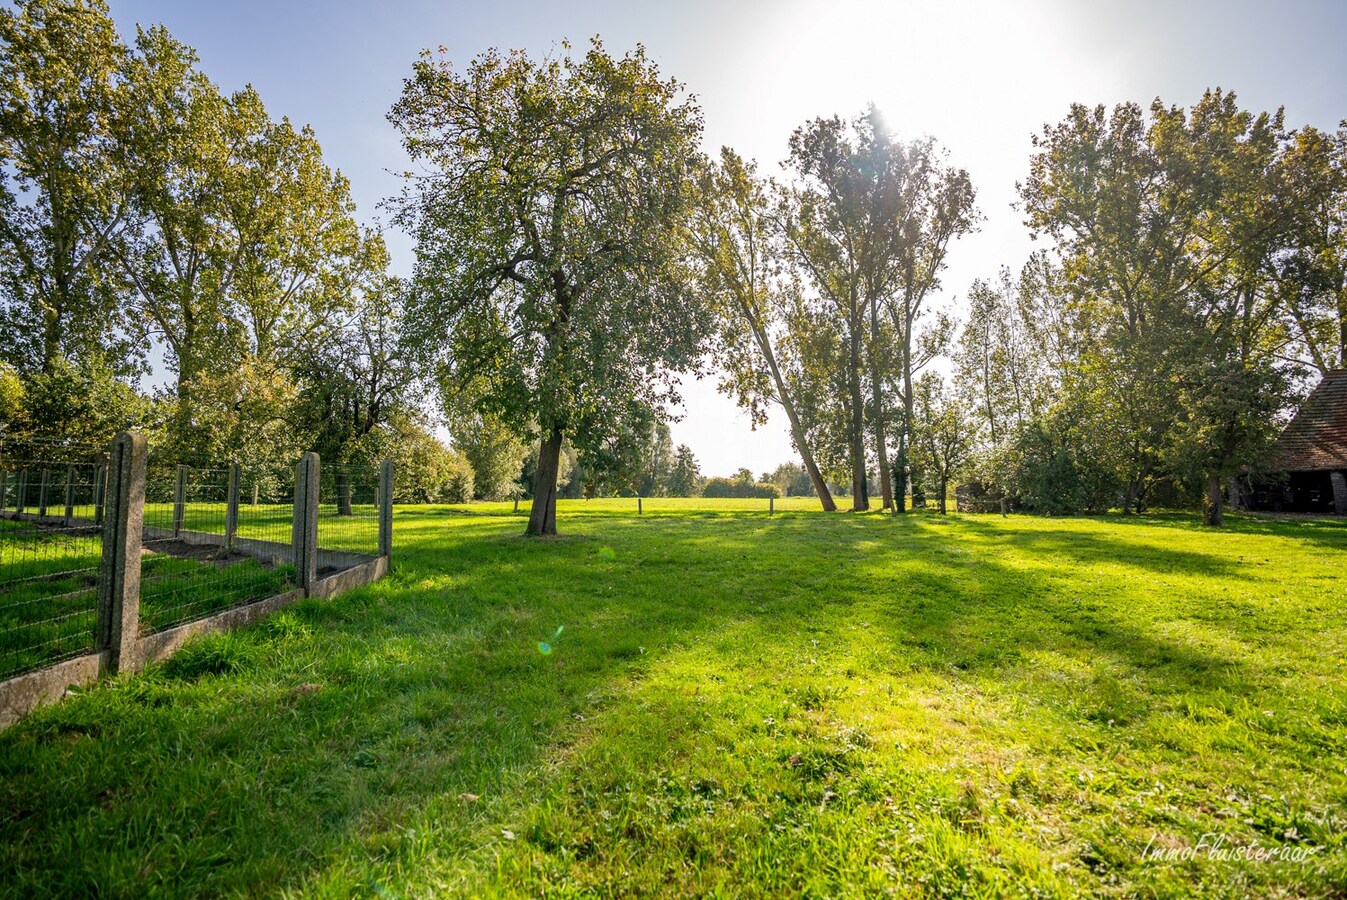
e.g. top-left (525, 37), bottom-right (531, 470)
top-left (106, 0), bottom-right (1347, 478)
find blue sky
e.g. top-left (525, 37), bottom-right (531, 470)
top-left (106, 0), bottom-right (1347, 477)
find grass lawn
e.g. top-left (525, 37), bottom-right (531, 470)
top-left (1, 501), bottom-right (1344, 897)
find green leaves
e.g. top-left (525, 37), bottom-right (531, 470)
top-left (390, 39), bottom-right (711, 532)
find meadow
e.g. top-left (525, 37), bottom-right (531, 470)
top-left (0, 500), bottom-right (1344, 897)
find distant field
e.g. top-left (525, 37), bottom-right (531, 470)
top-left (1, 504), bottom-right (1344, 897)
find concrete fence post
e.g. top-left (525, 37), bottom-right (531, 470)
top-left (98, 432), bottom-right (146, 674)
top-left (173, 465), bottom-right (187, 537)
top-left (38, 468), bottom-right (50, 519)
top-left (225, 464), bottom-right (240, 550)
top-left (291, 453), bottom-right (319, 592)
top-left (63, 465), bottom-right (75, 526)
top-left (638, 496), bottom-right (643, 516)
top-left (16, 468), bottom-right (27, 514)
top-left (379, 459), bottom-right (394, 560)
top-left (93, 465), bottom-right (107, 526)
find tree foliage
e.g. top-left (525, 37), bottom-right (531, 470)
top-left (391, 38), bottom-right (711, 534)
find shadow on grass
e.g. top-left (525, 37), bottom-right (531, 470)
top-left (0, 508), bottom-right (1335, 894)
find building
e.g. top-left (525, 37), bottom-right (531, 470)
top-left (1251, 369), bottom-right (1347, 514)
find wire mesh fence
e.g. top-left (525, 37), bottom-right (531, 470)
top-left (317, 464), bottom-right (381, 559)
top-left (0, 441), bottom-right (108, 681)
top-left (137, 459), bottom-right (296, 634)
top-left (1, 437), bottom-right (390, 695)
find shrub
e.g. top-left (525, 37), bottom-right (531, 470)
top-left (702, 476), bottom-right (780, 499)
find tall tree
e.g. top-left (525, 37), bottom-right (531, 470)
top-left (1164, 91), bottom-right (1297, 525)
top-left (1022, 90), bottom-right (1306, 524)
top-left (390, 40), bottom-right (711, 535)
top-left (883, 136), bottom-right (977, 511)
top-left (0, 0), bottom-right (136, 374)
top-left (666, 443), bottom-right (701, 497)
top-left (294, 271), bottom-right (410, 512)
top-left (1021, 99), bottom-right (1211, 512)
top-left (633, 420), bottom-right (674, 497)
top-left (780, 115), bottom-right (874, 510)
top-left (118, 25), bottom-right (366, 412)
top-left (1279, 123), bottom-right (1347, 374)
top-left (781, 111), bottom-right (975, 512)
top-left (911, 373), bottom-right (977, 514)
top-left (692, 148), bottom-right (836, 510)
top-left (955, 267), bottom-right (1049, 443)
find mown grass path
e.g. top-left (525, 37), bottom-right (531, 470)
top-left (1, 503), bottom-right (1345, 897)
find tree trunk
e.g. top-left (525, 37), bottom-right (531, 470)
top-left (1204, 473), bottom-right (1223, 527)
top-left (753, 314), bottom-right (836, 512)
top-left (335, 470), bottom-right (353, 516)
top-left (938, 475), bottom-right (948, 514)
top-left (847, 321), bottom-right (868, 511)
top-left (896, 377), bottom-right (915, 513)
top-left (874, 416), bottom-right (892, 511)
top-left (782, 404), bottom-right (836, 512)
top-left (892, 432), bottom-right (907, 513)
top-left (526, 425), bottom-right (564, 536)
top-left (1338, 279), bottom-right (1347, 368)
top-left (869, 298), bottom-right (893, 511)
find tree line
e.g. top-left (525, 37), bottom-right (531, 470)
top-left (5, 5), bottom-right (1344, 532)
top-left (0, 0), bottom-right (469, 501)
top-left (392, 38), bottom-right (1345, 533)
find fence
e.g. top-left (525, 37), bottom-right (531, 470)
top-left (0, 441), bottom-right (108, 685)
top-left (0, 435), bottom-right (392, 728)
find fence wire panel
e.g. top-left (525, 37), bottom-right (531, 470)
top-left (138, 462), bottom-right (295, 633)
top-left (0, 445), bottom-right (107, 680)
top-left (238, 467), bottom-right (294, 547)
top-left (317, 465), bottom-right (380, 557)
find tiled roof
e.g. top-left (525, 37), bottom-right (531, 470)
top-left (1277, 369), bottom-right (1347, 471)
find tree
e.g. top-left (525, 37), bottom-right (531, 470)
top-left (0, 0), bottom-right (137, 375)
top-left (11, 354), bottom-right (154, 448)
top-left (117, 25), bottom-right (365, 415)
top-left (780, 111), bottom-right (975, 512)
top-left (780, 115), bottom-right (875, 511)
top-left (294, 270), bottom-right (410, 513)
top-left (955, 266), bottom-right (1050, 443)
top-left (633, 420), bottom-right (674, 497)
top-left (1021, 90), bottom-right (1307, 524)
top-left (910, 373), bottom-right (976, 514)
top-left (445, 396), bottom-right (530, 502)
top-left (874, 129), bottom-right (977, 513)
top-left (1022, 99), bottom-right (1216, 512)
top-left (0, 362), bottom-right (23, 427)
top-left (767, 461), bottom-right (812, 496)
top-left (1278, 123), bottom-right (1347, 375)
top-left (344, 410), bottom-right (472, 504)
top-left (1161, 92), bottom-right (1298, 525)
top-left (666, 443), bottom-right (701, 496)
top-left (391, 40), bottom-right (711, 535)
top-left (692, 148), bottom-right (836, 509)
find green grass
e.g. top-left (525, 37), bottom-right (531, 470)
top-left (1, 502), bottom-right (1345, 897)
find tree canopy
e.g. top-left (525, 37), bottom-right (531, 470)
top-left (390, 38), bottom-right (712, 535)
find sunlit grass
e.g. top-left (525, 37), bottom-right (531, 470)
top-left (0, 506), bottom-right (1344, 897)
